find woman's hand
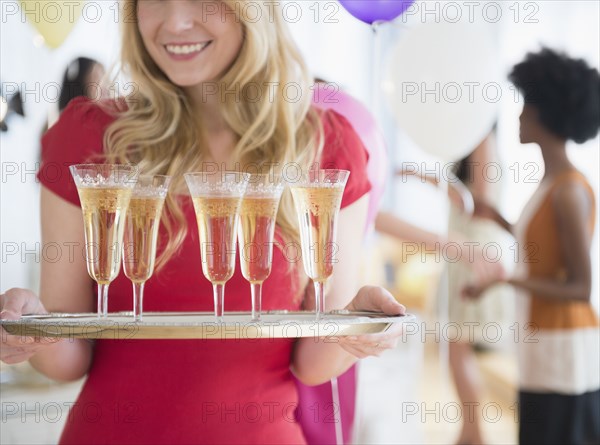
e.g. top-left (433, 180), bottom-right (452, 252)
top-left (471, 197), bottom-right (513, 234)
top-left (472, 198), bottom-right (499, 220)
top-left (337, 286), bottom-right (406, 359)
top-left (462, 278), bottom-right (506, 300)
top-left (465, 244), bottom-right (507, 286)
top-left (0, 288), bottom-right (59, 364)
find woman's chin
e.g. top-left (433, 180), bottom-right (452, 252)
top-left (164, 72), bottom-right (215, 89)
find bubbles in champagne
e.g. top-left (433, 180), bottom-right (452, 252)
top-left (79, 187), bottom-right (132, 212)
top-left (192, 196), bottom-right (242, 284)
top-left (290, 186), bottom-right (344, 282)
top-left (291, 186), bottom-right (344, 217)
top-left (193, 196), bottom-right (242, 217)
top-left (240, 196), bottom-right (280, 218)
top-left (123, 197), bottom-right (165, 283)
top-left (77, 187), bottom-right (132, 284)
top-left (238, 197), bottom-right (280, 283)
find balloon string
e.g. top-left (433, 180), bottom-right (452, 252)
top-left (370, 22), bottom-right (382, 119)
top-left (331, 377), bottom-right (344, 445)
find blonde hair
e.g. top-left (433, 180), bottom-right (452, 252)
top-left (103, 0), bottom-right (323, 273)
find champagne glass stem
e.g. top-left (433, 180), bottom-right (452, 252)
top-left (213, 283), bottom-right (225, 322)
top-left (133, 282), bottom-right (145, 322)
top-left (250, 282), bottom-right (262, 321)
top-left (98, 283), bottom-right (109, 318)
top-left (314, 280), bottom-right (325, 321)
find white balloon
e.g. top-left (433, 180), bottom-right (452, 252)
top-left (384, 21), bottom-right (501, 162)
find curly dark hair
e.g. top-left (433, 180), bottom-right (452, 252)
top-left (509, 48), bottom-right (600, 144)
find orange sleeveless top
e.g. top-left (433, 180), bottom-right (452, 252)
top-left (524, 170), bottom-right (599, 330)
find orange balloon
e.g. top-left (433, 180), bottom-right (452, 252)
top-left (19, 0), bottom-right (83, 49)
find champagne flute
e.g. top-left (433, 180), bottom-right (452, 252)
top-left (185, 171), bottom-right (249, 322)
top-left (122, 175), bottom-right (171, 322)
top-left (237, 174), bottom-right (285, 321)
top-left (290, 169), bottom-right (349, 320)
top-left (70, 164), bottom-right (138, 318)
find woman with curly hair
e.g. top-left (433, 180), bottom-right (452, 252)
top-left (465, 48), bottom-right (600, 445)
top-left (0, 1), bottom-right (405, 443)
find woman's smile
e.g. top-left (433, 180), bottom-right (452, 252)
top-left (164, 41), bottom-right (213, 61)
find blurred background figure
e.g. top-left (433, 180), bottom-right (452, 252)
top-left (40, 57), bottom-right (105, 139)
top-left (0, 86), bottom-right (24, 132)
top-left (465, 48), bottom-right (600, 445)
top-left (39, 56), bottom-right (106, 135)
top-left (447, 128), bottom-right (515, 445)
top-left (39, 57), bottom-right (105, 163)
top-left (374, 125), bottom-right (518, 444)
top-left (58, 57), bottom-right (105, 113)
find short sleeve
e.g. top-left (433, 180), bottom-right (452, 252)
top-left (37, 97), bottom-right (116, 206)
top-left (318, 109), bottom-right (372, 209)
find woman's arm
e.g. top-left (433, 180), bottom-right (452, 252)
top-left (375, 211), bottom-right (504, 285)
top-left (465, 181), bottom-right (593, 301)
top-left (27, 188), bottom-right (94, 380)
top-left (468, 132), bottom-right (494, 201)
top-left (375, 211), bottom-right (446, 249)
top-left (464, 131), bottom-right (514, 232)
top-left (472, 199), bottom-right (513, 234)
top-left (291, 196), bottom-right (404, 385)
top-left (510, 181), bottom-right (593, 301)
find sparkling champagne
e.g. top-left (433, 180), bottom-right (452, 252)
top-left (192, 196), bottom-right (241, 284)
top-left (238, 197), bottom-right (280, 283)
top-left (122, 197), bottom-right (165, 283)
top-left (291, 186), bottom-right (344, 282)
top-left (78, 187), bottom-right (133, 285)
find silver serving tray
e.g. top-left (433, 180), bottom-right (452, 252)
top-left (0, 311), bottom-right (416, 340)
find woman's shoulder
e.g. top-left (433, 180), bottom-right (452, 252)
top-left (313, 107), bottom-right (372, 208)
top-left (550, 169), bottom-right (595, 198)
top-left (316, 107), bottom-right (355, 141)
top-left (550, 169), bottom-right (596, 213)
top-left (38, 96), bottom-right (122, 205)
top-left (315, 108), bottom-right (364, 160)
top-left (42, 96), bottom-right (120, 161)
top-left (55, 96), bottom-right (121, 129)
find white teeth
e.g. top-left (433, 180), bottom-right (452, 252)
top-left (165, 42), bottom-right (209, 55)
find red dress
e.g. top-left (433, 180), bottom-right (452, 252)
top-left (38, 97), bottom-right (371, 445)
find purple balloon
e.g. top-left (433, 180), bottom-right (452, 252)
top-left (339, 0), bottom-right (415, 24)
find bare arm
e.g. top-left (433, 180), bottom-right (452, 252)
top-left (468, 132), bottom-right (494, 201)
top-left (508, 182), bottom-right (593, 301)
top-left (291, 196), bottom-right (405, 385)
top-left (469, 134), bottom-right (513, 234)
top-left (472, 200), bottom-right (513, 234)
top-left (1, 188), bottom-right (95, 381)
top-left (375, 209), bottom-right (505, 285)
top-left (375, 211), bottom-right (446, 249)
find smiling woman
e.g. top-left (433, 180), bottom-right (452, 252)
top-left (0, 1), bottom-right (405, 444)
